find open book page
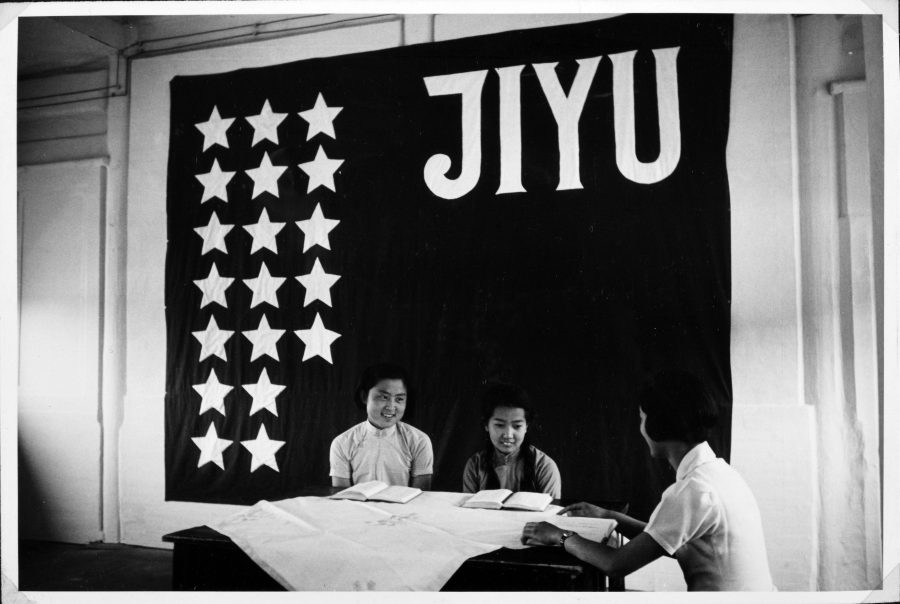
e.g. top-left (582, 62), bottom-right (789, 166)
top-left (501, 491), bottom-right (553, 512)
top-left (546, 517), bottom-right (618, 544)
top-left (330, 480), bottom-right (387, 501)
top-left (462, 489), bottom-right (513, 509)
top-left (367, 485), bottom-right (422, 504)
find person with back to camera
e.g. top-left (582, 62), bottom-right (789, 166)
top-left (329, 362), bottom-right (433, 489)
top-left (462, 382), bottom-right (561, 498)
top-left (521, 370), bottom-right (775, 591)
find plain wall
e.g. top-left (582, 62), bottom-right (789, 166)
top-left (14, 12), bottom-right (888, 592)
top-left (727, 15), bottom-right (817, 591)
top-left (795, 14), bottom-right (883, 590)
top-left (17, 160), bottom-right (107, 544)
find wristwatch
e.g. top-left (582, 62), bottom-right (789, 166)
top-left (558, 530), bottom-right (577, 547)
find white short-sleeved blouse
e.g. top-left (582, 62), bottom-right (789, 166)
top-left (329, 421), bottom-right (433, 486)
top-left (644, 442), bottom-right (775, 591)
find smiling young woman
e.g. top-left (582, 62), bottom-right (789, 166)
top-left (462, 382), bottom-right (561, 497)
top-left (329, 363), bottom-right (434, 490)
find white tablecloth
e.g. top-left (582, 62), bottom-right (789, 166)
top-left (210, 490), bottom-right (615, 591)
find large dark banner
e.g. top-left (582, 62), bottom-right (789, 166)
top-left (165, 14), bottom-right (733, 515)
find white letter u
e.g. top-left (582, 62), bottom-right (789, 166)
top-left (609, 47), bottom-right (681, 185)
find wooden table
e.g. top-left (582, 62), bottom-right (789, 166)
top-left (163, 524), bottom-right (624, 591)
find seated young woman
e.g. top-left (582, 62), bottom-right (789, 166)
top-left (462, 382), bottom-right (561, 498)
top-left (329, 363), bottom-right (433, 489)
top-left (521, 370), bottom-right (774, 591)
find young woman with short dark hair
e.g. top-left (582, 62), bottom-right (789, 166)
top-left (521, 370), bottom-right (774, 591)
top-left (329, 363), bottom-right (433, 489)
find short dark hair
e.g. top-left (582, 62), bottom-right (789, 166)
top-left (354, 363), bottom-right (412, 410)
top-left (479, 382), bottom-right (534, 426)
top-left (640, 370), bottom-right (719, 443)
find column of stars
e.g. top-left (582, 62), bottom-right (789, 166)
top-left (190, 105), bottom-right (238, 471)
top-left (295, 93), bottom-right (343, 364)
top-left (238, 98), bottom-right (290, 473)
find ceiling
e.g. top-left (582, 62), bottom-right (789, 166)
top-left (19, 13), bottom-right (865, 81)
top-left (18, 16), bottom-right (132, 77)
top-left (16, 14), bottom-right (371, 79)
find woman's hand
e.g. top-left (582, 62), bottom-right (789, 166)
top-left (557, 502), bottom-right (609, 518)
top-left (521, 521), bottom-right (564, 546)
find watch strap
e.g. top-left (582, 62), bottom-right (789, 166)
top-left (559, 530), bottom-right (577, 547)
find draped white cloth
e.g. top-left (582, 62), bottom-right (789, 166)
top-left (210, 490), bottom-right (615, 591)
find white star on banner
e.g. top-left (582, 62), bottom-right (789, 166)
top-left (195, 106), bottom-right (235, 151)
top-left (296, 258), bottom-right (341, 307)
top-left (297, 146), bottom-right (344, 193)
top-left (243, 314), bottom-right (285, 362)
top-left (192, 316), bottom-right (234, 362)
top-left (196, 159), bottom-right (236, 203)
top-left (246, 151), bottom-right (287, 200)
top-left (295, 312), bottom-right (341, 364)
top-left (245, 99), bottom-right (287, 146)
top-left (298, 93), bottom-right (343, 140)
top-left (193, 262), bottom-right (235, 309)
top-left (192, 369), bottom-right (233, 416)
top-left (296, 203), bottom-right (340, 252)
top-left (191, 423), bottom-right (233, 470)
top-left (241, 424), bottom-right (285, 472)
top-left (194, 211), bottom-right (234, 255)
top-left (243, 208), bottom-right (286, 255)
top-left (243, 262), bottom-right (286, 308)
top-left (243, 367), bottom-right (285, 416)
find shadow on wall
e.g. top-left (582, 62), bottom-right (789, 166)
top-left (18, 437), bottom-right (63, 541)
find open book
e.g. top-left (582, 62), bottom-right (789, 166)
top-left (462, 489), bottom-right (553, 512)
top-left (330, 481), bottom-right (422, 504)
